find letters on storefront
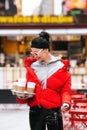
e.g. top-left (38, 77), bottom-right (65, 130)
top-left (0, 15), bottom-right (74, 24)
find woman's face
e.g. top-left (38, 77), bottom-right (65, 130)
top-left (31, 48), bottom-right (48, 62)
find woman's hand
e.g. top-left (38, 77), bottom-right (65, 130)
top-left (16, 93), bottom-right (33, 99)
top-left (62, 103), bottom-right (70, 111)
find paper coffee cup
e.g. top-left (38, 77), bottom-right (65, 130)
top-left (17, 78), bottom-right (26, 92)
top-left (12, 81), bottom-right (18, 91)
top-left (27, 82), bottom-right (36, 93)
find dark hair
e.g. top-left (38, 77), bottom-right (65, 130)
top-left (39, 31), bottom-right (50, 42)
top-left (31, 37), bottom-right (49, 49)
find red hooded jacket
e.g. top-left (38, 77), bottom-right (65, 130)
top-left (16, 57), bottom-right (71, 109)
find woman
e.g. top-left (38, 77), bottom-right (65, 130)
top-left (16, 32), bottom-right (71, 130)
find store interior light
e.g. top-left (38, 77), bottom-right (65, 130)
top-left (22, 29), bottom-right (42, 35)
top-left (0, 29), bottom-right (43, 36)
top-left (0, 29), bottom-right (87, 35)
top-left (46, 29), bottom-right (87, 35)
top-left (67, 29), bottom-right (87, 35)
top-left (46, 29), bottom-right (67, 35)
top-left (0, 29), bottom-right (22, 35)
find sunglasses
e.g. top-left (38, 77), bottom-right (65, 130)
top-left (31, 49), bottom-right (43, 57)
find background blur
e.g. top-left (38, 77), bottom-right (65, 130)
top-left (0, 1), bottom-right (87, 129)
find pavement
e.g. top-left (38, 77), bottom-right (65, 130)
top-left (0, 108), bottom-right (30, 130)
top-left (0, 104), bottom-right (70, 130)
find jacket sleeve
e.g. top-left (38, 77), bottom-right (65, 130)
top-left (16, 97), bottom-right (28, 104)
top-left (16, 58), bottom-right (41, 106)
top-left (24, 57), bottom-right (37, 68)
top-left (16, 96), bottom-right (37, 107)
top-left (24, 57), bottom-right (40, 84)
top-left (61, 73), bottom-right (71, 106)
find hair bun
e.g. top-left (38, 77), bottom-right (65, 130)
top-left (39, 31), bottom-right (50, 42)
top-left (31, 37), bottom-right (49, 49)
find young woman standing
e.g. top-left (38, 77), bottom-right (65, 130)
top-left (16, 32), bottom-right (71, 130)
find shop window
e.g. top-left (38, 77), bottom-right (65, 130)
top-left (52, 41), bottom-right (68, 50)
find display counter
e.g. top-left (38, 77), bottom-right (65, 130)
top-left (0, 67), bottom-right (87, 104)
top-left (0, 66), bottom-right (87, 89)
top-left (0, 89), bottom-right (17, 103)
top-left (0, 67), bottom-right (26, 105)
top-left (0, 67), bottom-right (26, 89)
top-left (69, 67), bottom-right (87, 89)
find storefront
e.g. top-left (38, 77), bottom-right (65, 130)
top-left (0, 15), bottom-right (87, 58)
top-left (0, 15), bottom-right (87, 105)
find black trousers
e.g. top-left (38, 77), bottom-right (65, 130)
top-left (29, 106), bottom-right (63, 130)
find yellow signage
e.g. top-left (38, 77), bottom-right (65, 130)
top-left (0, 15), bottom-right (74, 24)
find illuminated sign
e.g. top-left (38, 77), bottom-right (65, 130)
top-left (64, 0), bottom-right (86, 15)
top-left (0, 15), bottom-right (74, 24)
